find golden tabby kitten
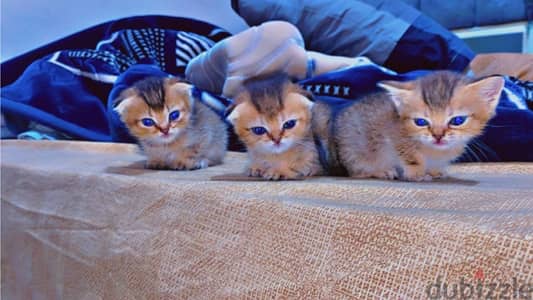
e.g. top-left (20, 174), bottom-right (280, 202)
top-left (313, 71), bottom-right (503, 181)
top-left (226, 74), bottom-right (322, 180)
top-left (114, 77), bottom-right (227, 170)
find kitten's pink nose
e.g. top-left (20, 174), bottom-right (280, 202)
top-left (160, 127), bottom-right (169, 135)
top-left (272, 137), bottom-right (281, 145)
top-left (433, 133), bottom-right (444, 142)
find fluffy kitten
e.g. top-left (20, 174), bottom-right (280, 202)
top-left (114, 77), bottom-right (227, 170)
top-left (313, 71), bottom-right (504, 181)
top-left (226, 74), bottom-right (322, 180)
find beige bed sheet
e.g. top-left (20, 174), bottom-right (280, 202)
top-left (1, 140), bottom-right (532, 299)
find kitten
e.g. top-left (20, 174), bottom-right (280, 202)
top-left (313, 71), bottom-right (504, 181)
top-left (114, 76), bottom-right (227, 170)
top-left (226, 74), bottom-right (322, 180)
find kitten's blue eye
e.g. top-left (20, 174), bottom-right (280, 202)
top-left (283, 119), bottom-right (297, 130)
top-left (169, 110), bottom-right (180, 121)
top-left (449, 116), bottom-right (468, 126)
top-left (251, 126), bottom-right (267, 135)
top-left (141, 118), bottom-right (155, 127)
top-left (413, 118), bottom-right (429, 127)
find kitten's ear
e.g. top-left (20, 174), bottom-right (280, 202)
top-left (467, 76), bottom-right (504, 112)
top-left (289, 92), bottom-right (314, 109)
top-left (113, 87), bottom-right (136, 115)
top-left (167, 79), bottom-right (195, 105)
top-left (287, 83), bottom-right (315, 109)
top-left (378, 80), bottom-right (414, 109)
top-left (166, 75), bottom-right (188, 84)
top-left (114, 97), bottom-right (133, 115)
top-left (224, 103), bottom-right (241, 125)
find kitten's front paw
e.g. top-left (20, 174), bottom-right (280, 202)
top-left (428, 169), bottom-right (448, 179)
top-left (169, 161), bottom-right (187, 170)
top-left (402, 166), bottom-right (431, 182)
top-left (373, 169), bottom-right (398, 180)
top-left (146, 160), bottom-right (168, 170)
top-left (403, 173), bottom-right (432, 182)
top-left (193, 159), bottom-right (209, 170)
top-left (262, 169), bottom-right (281, 180)
top-left (402, 175), bottom-right (433, 182)
top-left (298, 164), bottom-right (321, 177)
top-left (248, 167), bottom-right (264, 177)
top-left (247, 164), bottom-right (303, 180)
top-left (170, 158), bottom-right (208, 170)
top-left (263, 168), bottom-right (301, 180)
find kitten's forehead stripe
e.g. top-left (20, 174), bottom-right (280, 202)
top-left (420, 71), bottom-right (464, 110)
top-left (243, 73), bottom-right (288, 118)
top-left (133, 77), bottom-right (166, 110)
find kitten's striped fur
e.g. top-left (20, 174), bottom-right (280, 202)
top-left (130, 77), bottom-right (167, 109)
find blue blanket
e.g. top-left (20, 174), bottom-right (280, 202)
top-left (1, 16), bottom-right (532, 161)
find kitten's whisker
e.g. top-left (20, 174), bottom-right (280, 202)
top-left (471, 145), bottom-right (483, 162)
top-left (461, 145), bottom-right (475, 162)
top-left (468, 142), bottom-right (488, 162)
top-left (472, 143), bottom-right (487, 162)
top-left (466, 141), bottom-right (482, 161)
top-left (483, 124), bottom-right (512, 128)
top-left (464, 144), bottom-right (482, 162)
top-left (471, 139), bottom-right (499, 161)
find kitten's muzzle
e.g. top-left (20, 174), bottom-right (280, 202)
top-left (267, 132), bottom-right (283, 145)
top-left (156, 125), bottom-right (170, 135)
top-left (431, 127), bottom-right (447, 144)
top-left (433, 133), bottom-right (444, 142)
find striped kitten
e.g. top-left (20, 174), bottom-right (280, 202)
top-left (114, 77), bottom-right (227, 170)
top-left (313, 71), bottom-right (503, 181)
top-left (226, 74), bottom-right (322, 180)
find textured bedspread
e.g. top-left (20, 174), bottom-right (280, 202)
top-left (1, 140), bottom-right (532, 299)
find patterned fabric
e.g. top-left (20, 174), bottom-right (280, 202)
top-left (175, 31), bottom-right (215, 68)
top-left (49, 28), bottom-right (217, 82)
top-left (506, 76), bottom-right (533, 108)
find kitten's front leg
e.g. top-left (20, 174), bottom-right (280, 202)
top-left (401, 155), bottom-right (431, 182)
top-left (247, 162), bottom-right (265, 177)
top-left (262, 167), bottom-right (301, 180)
top-left (293, 150), bottom-right (323, 177)
top-left (371, 169), bottom-right (398, 180)
top-left (248, 161), bottom-right (301, 180)
top-left (402, 164), bottom-right (432, 181)
top-left (145, 158), bottom-right (168, 170)
top-left (142, 146), bottom-right (170, 169)
top-left (169, 144), bottom-right (210, 170)
top-left (170, 157), bottom-right (209, 170)
top-left (427, 168), bottom-right (448, 179)
top-left (188, 158), bottom-right (209, 170)
top-left (299, 164), bottom-right (322, 177)
top-left (293, 160), bottom-right (319, 177)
